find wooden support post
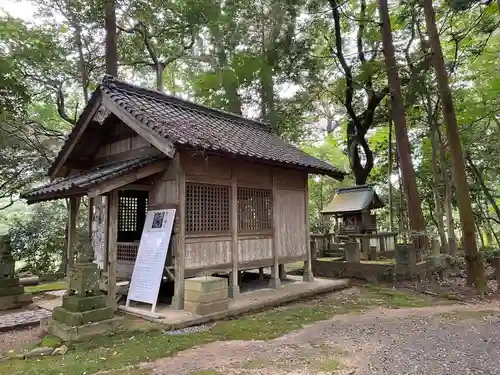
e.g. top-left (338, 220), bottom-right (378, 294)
top-left (279, 264), bottom-right (286, 281)
top-left (87, 197), bottom-right (94, 234)
top-left (172, 155), bottom-right (186, 310)
top-left (269, 172), bottom-right (281, 289)
top-left (67, 196), bottom-right (81, 276)
top-left (303, 178), bottom-right (314, 282)
top-left (229, 169), bottom-right (240, 298)
top-left (258, 267), bottom-right (265, 281)
top-left (107, 190), bottom-right (118, 310)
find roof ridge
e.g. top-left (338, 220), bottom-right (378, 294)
top-left (101, 75), bottom-right (273, 132)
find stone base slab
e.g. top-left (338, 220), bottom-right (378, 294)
top-left (62, 295), bottom-right (107, 312)
top-left (184, 299), bottom-right (229, 315)
top-left (53, 306), bottom-right (114, 326)
top-left (0, 285), bottom-right (24, 297)
top-left (49, 316), bottom-right (123, 342)
top-left (0, 293), bottom-right (32, 311)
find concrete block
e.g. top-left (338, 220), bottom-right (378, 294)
top-left (184, 299), bottom-right (229, 316)
top-left (185, 288), bottom-right (228, 304)
top-left (184, 276), bottom-right (228, 293)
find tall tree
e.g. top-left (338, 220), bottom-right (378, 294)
top-left (378, 0), bottom-right (426, 245)
top-left (105, 0), bottom-right (118, 76)
top-left (422, 0), bottom-right (486, 289)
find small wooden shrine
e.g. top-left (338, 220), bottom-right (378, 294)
top-left (321, 185), bottom-right (383, 234)
top-left (21, 75), bottom-right (345, 313)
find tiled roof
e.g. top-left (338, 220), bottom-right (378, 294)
top-left (100, 76), bottom-right (345, 179)
top-left (321, 185), bottom-right (384, 215)
top-left (22, 155), bottom-right (164, 203)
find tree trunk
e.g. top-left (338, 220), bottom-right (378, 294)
top-left (437, 126), bottom-right (457, 256)
top-left (428, 98), bottom-right (447, 251)
top-left (156, 63), bottom-right (165, 92)
top-left (105, 0), bottom-right (118, 77)
top-left (74, 22), bottom-right (88, 103)
top-left (379, 0), bottom-right (426, 248)
top-left (423, 0), bottom-right (485, 289)
top-left (388, 112), bottom-right (394, 232)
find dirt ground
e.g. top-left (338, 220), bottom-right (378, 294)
top-left (144, 302), bottom-right (500, 375)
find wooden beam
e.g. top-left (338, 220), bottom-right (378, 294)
top-left (107, 190), bottom-right (118, 309)
top-left (269, 171), bottom-right (281, 289)
top-left (303, 175), bottom-right (314, 282)
top-left (102, 95), bottom-right (176, 159)
top-left (229, 167), bottom-right (240, 297)
top-left (172, 155), bottom-right (186, 310)
top-left (67, 197), bottom-right (81, 275)
top-left (87, 160), bottom-right (168, 198)
top-left (92, 145), bottom-right (159, 167)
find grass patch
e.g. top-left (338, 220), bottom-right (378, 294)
top-left (102, 368), bottom-right (151, 375)
top-left (317, 257), bottom-right (343, 262)
top-left (25, 281), bottom-right (67, 294)
top-left (312, 356), bottom-right (341, 372)
top-left (39, 335), bottom-right (62, 349)
top-left (438, 309), bottom-right (500, 321)
top-left (0, 285), bottom-right (446, 375)
top-left (361, 258), bottom-right (396, 265)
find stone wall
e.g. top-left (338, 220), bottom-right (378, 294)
top-left (312, 260), bottom-right (428, 282)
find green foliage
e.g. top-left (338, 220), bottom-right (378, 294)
top-left (8, 201), bottom-right (86, 275)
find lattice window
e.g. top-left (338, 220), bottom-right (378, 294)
top-left (186, 183), bottom-right (230, 233)
top-left (237, 188), bottom-right (272, 232)
top-left (117, 243), bottom-right (139, 261)
top-left (118, 190), bottom-right (148, 242)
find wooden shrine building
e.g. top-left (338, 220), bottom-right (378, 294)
top-left (322, 185), bottom-right (383, 234)
top-left (21, 76), bottom-right (344, 310)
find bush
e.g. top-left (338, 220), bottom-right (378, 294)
top-left (8, 200), bottom-right (86, 275)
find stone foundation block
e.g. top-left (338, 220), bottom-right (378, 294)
top-left (185, 288), bottom-right (228, 304)
top-left (184, 276), bottom-right (228, 293)
top-left (0, 293), bottom-right (32, 311)
top-left (62, 295), bottom-right (107, 312)
top-left (53, 306), bottom-right (114, 326)
top-left (49, 316), bottom-right (123, 342)
top-left (0, 285), bottom-right (24, 297)
top-left (184, 299), bottom-right (229, 316)
top-left (0, 277), bottom-right (20, 288)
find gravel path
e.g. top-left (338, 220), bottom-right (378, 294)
top-left (146, 302), bottom-right (500, 375)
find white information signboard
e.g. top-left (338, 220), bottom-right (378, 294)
top-left (126, 208), bottom-right (176, 312)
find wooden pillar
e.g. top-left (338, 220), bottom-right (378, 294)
top-left (279, 264), bottom-right (286, 280)
top-left (258, 267), bottom-right (265, 281)
top-left (229, 170), bottom-right (240, 297)
top-left (172, 155), bottom-right (186, 310)
top-left (269, 171), bottom-right (281, 289)
top-left (87, 197), bottom-right (94, 234)
top-left (303, 177), bottom-right (314, 282)
top-left (67, 196), bottom-right (81, 276)
top-left (107, 190), bottom-right (118, 309)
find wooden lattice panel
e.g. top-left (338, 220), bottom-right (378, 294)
top-left (117, 242), bottom-right (139, 261)
top-left (118, 196), bottom-right (138, 232)
top-left (117, 191), bottom-right (148, 242)
top-left (237, 187), bottom-right (272, 232)
top-left (186, 183), bottom-right (230, 233)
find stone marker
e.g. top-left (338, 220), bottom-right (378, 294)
top-left (184, 276), bottom-right (229, 316)
top-left (345, 241), bottom-right (360, 263)
top-left (49, 234), bottom-right (122, 342)
top-left (369, 246), bottom-right (377, 261)
top-left (0, 235), bottom-right (32, 311)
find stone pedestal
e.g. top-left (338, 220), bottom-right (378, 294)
top-left (0, 235), bottom-right (32, 311)
top-left (49, 234), bottom-right (122, 341)
top-left (184, 276), bottom-right (229, 315)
